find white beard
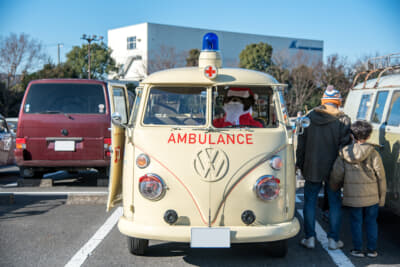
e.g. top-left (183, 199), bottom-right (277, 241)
top-left (223, 102), bottom-right (250, 125)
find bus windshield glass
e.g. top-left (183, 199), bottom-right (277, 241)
top-left (143, 86), bottom-right (207, 126)
top-left (212, 86), bottom-right (276, 128)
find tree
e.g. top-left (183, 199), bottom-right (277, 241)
top-left (20, 63), bottom-right (80, 90)
top-left (286, 64), bottom-right (322, 115)
top-left (0, 33), bottom-right (47, 89)
top-left (268, 65), bottom-right (289, 84)
top-left (321, 54), bottom-right (352, 99)
top-left (66, 42), bottom-right (118, 80)
top-left (186, 49), bottom-right (200, 66)
top-left (147, 45), bottom-right (185, 74)
top-left (122, 46), bottom-right (185, 81)
top-left (0, 81), bottom-right (24, 117)
top-left (349, 53), bottom-right (383, 89)
top-left (239, 42), bottom-right (273, 72)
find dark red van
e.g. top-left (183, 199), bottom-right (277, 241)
top-left (15, 79), bottom-right (112, 179)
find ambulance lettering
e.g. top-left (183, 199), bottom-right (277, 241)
top-left (167, 133), bottom-right (253, 144)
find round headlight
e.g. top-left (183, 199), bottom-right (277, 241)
top-left (136, 153), bottom-right (150, 169)
top-left (269, 156), bottom-right (282, 170)
top-left (139, 174), bottom-right (166, 201)
top-left (254, 175), bottom-right (280, 201)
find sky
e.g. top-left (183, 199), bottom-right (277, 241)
top-left (1, 0), bottom-right (399, 68)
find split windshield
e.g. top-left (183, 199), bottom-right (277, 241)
top-left (142, 86), bottom-right (277, 128)
top-left (143, 87), bottom-right (207, 125)
top-left (212, 86), bottom-right (276, 128)
top-left (24, 83), bottom-right (106, 114)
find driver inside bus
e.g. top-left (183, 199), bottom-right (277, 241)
top-left (213, 87), bottom-right (263, 128)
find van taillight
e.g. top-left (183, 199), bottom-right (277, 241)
top-left (16, 138), bottom-right (27, 149)
top-left (104, 138), bottom-right (111, 157)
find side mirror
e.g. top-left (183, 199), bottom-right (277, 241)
top-left (111, 112), bottom-right (123, 126)
top-left (8, 124), bottom-right (16, 134)
top-left (295, 116), bottom-right (310, 135)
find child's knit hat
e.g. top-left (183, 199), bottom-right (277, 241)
top-left (321, 85), bottom-right (342, 107)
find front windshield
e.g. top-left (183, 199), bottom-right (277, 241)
top-left (143, 86), bottom-right (207, 126)
top-left (212, 86), bottom-right (277, 128)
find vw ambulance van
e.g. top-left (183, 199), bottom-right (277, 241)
top-left (344, 53), bottom-right (400, 216)
top-left (15, 79), bottom-right (112, 181)
top-left (107, 33), bottom-right (307, 256)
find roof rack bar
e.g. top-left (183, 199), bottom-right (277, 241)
top-left (351, 53), bottom-right (400, 90)
top-left (373, 65), bottom-right (400, 88)
top-left (368, 53), bottom-right (400, 70)
top-left (363, 69), bottom-right (381, 89)
top-left (351, 70), bottom-right (368, 89)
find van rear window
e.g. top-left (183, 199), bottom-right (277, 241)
top-left (24, 83), bottom-right (106, 114)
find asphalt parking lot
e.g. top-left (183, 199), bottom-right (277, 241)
top-left (1, 165), bottom-right (400, 267)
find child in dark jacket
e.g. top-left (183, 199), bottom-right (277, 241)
top-left (330, 120), bottom-right (386, 258)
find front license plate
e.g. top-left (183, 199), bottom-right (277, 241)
top-left (190, 227), bottom-right (230, 248)
top-left (54, 141), bottom-right (75, 151)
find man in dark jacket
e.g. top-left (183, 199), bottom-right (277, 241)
top-left (296, 85), bottom-right (351, 250)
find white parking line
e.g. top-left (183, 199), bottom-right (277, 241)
top-left (65, 207), bottom-right (123, 267)
top-left (297, 209), bottom-right (354, 267)
top-left (60, 193), bottom-right (352, 266)
top-left (0, 191), bottom-right (107, 196)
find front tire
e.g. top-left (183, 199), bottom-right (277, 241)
top-left (127, 237), bottom-right (149, 255)
top-left (19, 167), bottom-right (45, 179)
top-left (266, 240), bottom-right (288, 257)
top-left (96, 167), bottom-right (109, 186)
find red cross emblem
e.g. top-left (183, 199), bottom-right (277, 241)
top-left (204, 65), bottom-right (217, 79)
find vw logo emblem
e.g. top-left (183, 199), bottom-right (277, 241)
top-left (61, 129), bottom-right (68, 136)
top-left (194, 148), bottom-right (229, 182)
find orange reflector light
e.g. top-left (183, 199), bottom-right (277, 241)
top-left (269, 156), bottom-right (283, 170)
top-left (136, 153), bottom-right (150, 169)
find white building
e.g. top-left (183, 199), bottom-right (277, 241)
top-left (108, 22), bottom-right (323, 81)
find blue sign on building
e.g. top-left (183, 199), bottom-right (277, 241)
top-left (289, 40), bottom-right (323, 51)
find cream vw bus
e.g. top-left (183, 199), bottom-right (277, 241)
top-left (344, 53), bottom-right (400, 216)
top-left (107, 33), bottom-right (305, 257)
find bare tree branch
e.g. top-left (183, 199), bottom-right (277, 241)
top-left (0, 33), bottom-right (46, 88)
top-left (148, 45), bottom-right (185, 74)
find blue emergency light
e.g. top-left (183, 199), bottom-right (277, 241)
top-left (202, 32), bottom-right (219, 51)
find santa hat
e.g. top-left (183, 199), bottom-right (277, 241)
top-left (321, 85), bottom-right (342, 106)
top-left (227, 87), bottom-right (255, 99)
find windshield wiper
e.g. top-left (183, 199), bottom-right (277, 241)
top-left (40, 110), bottom-right (63, 114)
top-left (192, 127), bottom-right (223, 133)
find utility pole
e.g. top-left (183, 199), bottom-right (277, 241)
top-left (57, 43), bottom-right (63, 65)
top-left (80, 34), bottom-right (103, 79)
